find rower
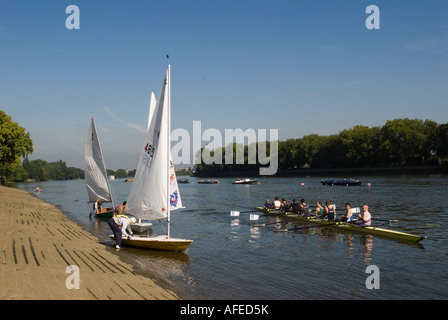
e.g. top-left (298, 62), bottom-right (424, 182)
top-left (290, 199), bottom-right (301, 214)
top-left (340, 203), bottom-right (354, 222)
top-left (320, 201), bottom-right (336, 221)
top-left (300, 199), bottom-right (310, 217)
top-left (358, 205), bottom-right (372, 227)
top-left (281, 198), bottom-right (290, 213)
top-left (272, 197), bottom-right (281, 210)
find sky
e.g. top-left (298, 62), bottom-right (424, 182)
top-left (1, 0), bottom-right (447, 170)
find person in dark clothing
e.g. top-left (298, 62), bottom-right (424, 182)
top-left (300, 199), bottom-right (310, 217)
top-left (108, 211), bottom-right (123, 249)
top-left (290, 199), bottom-right (301, 214)
top-left (320, 201), bottom-right (336, 221)
top-left (281, 198), bottom-right (290, 213)
top-left (263, 200), bottom-right (272, 209)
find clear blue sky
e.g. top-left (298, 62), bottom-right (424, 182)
top-left (1, 0), bottom-right (447, 169)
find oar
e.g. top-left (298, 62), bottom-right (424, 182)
top-left (229, 209), bottom-right (257, 215)
top-left (372, 217), bottom-right (399, 223)
top-left (274, 222), bottom-right (337, 233)
top-left (252, 221), bottom-right (283, 228)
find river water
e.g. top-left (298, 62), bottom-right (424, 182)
top-left (14, 175), bottom-right (448, 299)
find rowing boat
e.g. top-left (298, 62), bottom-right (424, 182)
top-left (232, 178), bottom-right (258, 184)
top-left (321, 178), bottom-right (361, 186)
top-left (198, 179), bottom-right (219, 184)
top-left (254, 207), bottom-right (426, 242)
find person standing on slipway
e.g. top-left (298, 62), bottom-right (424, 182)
top-left (108, 206), bottom-right (135, 249)
top-left (108, 208), bottom-right (123, 249)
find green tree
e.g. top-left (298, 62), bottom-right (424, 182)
top-left (115, 169), bottom-right (128, 178)
top-left (339, 125), bottom-right (381, 167)
top-left (379, 118), bottom-right (438, 166)
top-left (7, 165), bottom-right (28, 182)
top-left (295, 134), bottom-right (322, 168)
top-left (0, 110), bottom-right (33, 180)
top-left (434, 123), bottom-right (448, 160)
top-left (28, 159), bottom-right (49, 181)
top-left (278, 139), bottom-right (299, 169)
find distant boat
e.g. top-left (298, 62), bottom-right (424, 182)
top-left (198, 179), bottom-right (219, 184)
top-left (177, 178), bottom-right (189, 183)
top-left (321, 178), bottom-right (361, 186)
top-left (112, 65), bottom-right (192, 251)
top-left (84, 117), bottom-right (115, 218)
top-left (232, 178), bottom-right (258, 184)
top-left (122, 178), bottom-right (133, 182)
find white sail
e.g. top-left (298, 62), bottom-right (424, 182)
top-left (126, 66), bottom-right (176, 221)
top-left (150, 92), bottom-right (183, 211)
top-left (84, 118), bottom-right (114, 204)
top-left (169, 156), bottom-right (183, 211)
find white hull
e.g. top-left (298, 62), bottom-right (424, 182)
top-left (130, 222), bottom-right (153, 233)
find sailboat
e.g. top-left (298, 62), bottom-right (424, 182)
top-left (129, 92), bottom-right (157, 234)
top-left (110, 65), bottom-right (192, 251)
top-left (85, 117), bottom-right (115, 218)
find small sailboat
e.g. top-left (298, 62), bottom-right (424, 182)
top-left (111, 65), bottom-right (192, 251)
top-left (85, 117), bottom-right (115, 218)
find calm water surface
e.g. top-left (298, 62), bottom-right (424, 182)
top-left (14, 175), bottom-right (448, 299)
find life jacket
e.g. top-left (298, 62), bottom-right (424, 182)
top-left (116, 205), bottom-right (125, 214)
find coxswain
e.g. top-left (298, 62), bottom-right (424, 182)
top-left (263, 200), bottom-right (272, 209)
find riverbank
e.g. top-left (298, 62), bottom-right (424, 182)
top-left (0, 185), bottom-right (179, 300)
top-left (194, 165), bottom-right (448, 178)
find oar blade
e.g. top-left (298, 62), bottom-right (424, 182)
top-left (273, 229), bottom-right (289, 233)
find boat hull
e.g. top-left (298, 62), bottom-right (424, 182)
top-left (93, 208), bottom-right (114, 219)
top-left (232, 180), bottom-right (258, 184)
top-left (321, 179), bottom-right (361, 186)
top-left (110, 235), bottom-right (193, 251)
top-left (130, 222), bottom-right (153, 233)
top-left (254, 207), bottom-right (426, 242)
top-left (198, 180), bottom-right (219, 184)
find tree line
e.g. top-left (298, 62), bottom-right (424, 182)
top-left (1, 110), bottom-right (447, 182)
top-left (195, 118), bottom-right (448, 175)
top-left (8, 159), bottom-right (84, 182)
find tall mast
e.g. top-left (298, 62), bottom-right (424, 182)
top-left (166, 64), bottom-right (171, 239)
